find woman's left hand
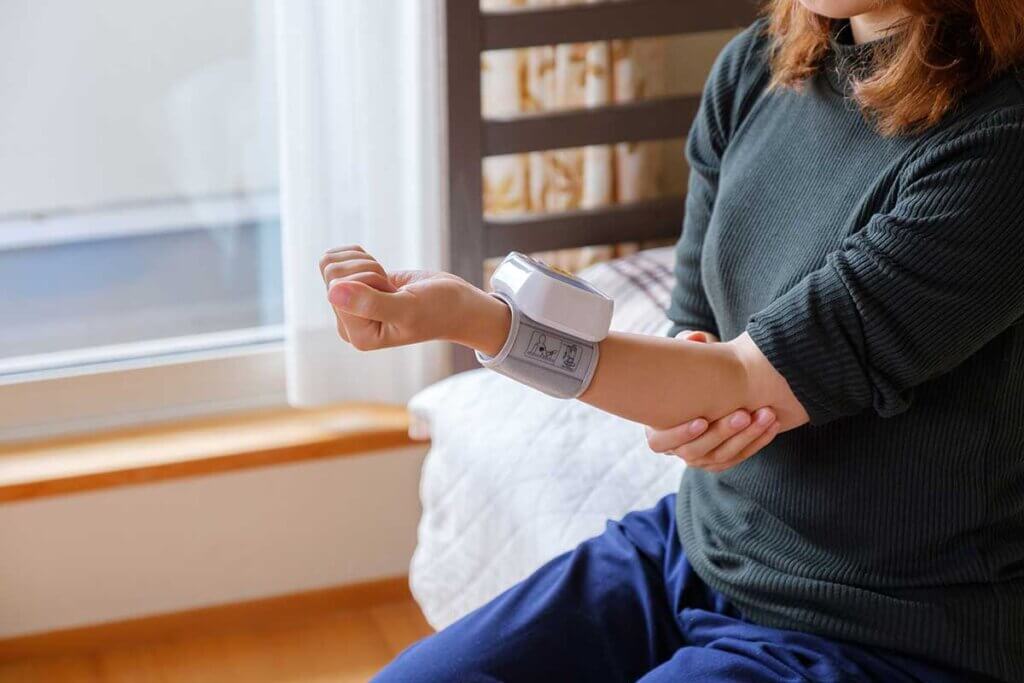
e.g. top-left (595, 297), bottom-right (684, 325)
top-left (320, 246), bottom-right (511, 354)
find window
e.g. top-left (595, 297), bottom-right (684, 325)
top-left (0, 1), bottom-right (284, 438)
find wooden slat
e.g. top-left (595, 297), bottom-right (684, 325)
top-left (484, 197), bottom-right (684, 256)
top-left (446, 0), bottom-right (488, 372)
top-left (0, 404), bottom-right (419, 503)
top-left (446, 0), bottom-right (485, 287)
top-left (483, 95), bottom-right (699, 157)
top-left (0, 576), bottom-right (420, 663)
top-left (481, 0), bottom-right (758, 50)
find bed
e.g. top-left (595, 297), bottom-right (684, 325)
top-left (411, 0), bottom-right (757, 628)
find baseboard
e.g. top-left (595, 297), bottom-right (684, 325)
top-left (0, 575), bottom-right (412, 663)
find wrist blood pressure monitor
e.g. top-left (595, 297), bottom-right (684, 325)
top-left (476, 252), bottom-right (614, 398)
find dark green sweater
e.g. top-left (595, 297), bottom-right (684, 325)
top-left (668, 20), bottom-right (1024, 682)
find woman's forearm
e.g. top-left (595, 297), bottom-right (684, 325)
top-left (458, 288), bottom-right (808, 432)
top-left (581, 332), bottom-right (751, 429)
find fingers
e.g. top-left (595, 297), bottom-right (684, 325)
top-left (676, 330), bottom-right (709, 343)
top-left (319, 246), bottom-right (365, 281)
top-left (320, 253), bottom-right (396, 292)
top-left (676, 408), bottom-right (777, 471)
top-left (320, 246), bottom-right (396, 344)
top-left (332, 272), bottom-right (395, 342)
top-left (665, 410), bottom-right (752, 459)
top-left (341, 270), bottom-right (392, 292)
top-left (319, 247), bottom-right (395, 288)
top-left (651, 407), bottom-right (778, 471)
top-left (324, 259), bottom-right (390, 288)
top-left (327, 280), bottom-right (384, 351)
top-left (690, 408), bottom-right (776, 469)
top-left (645, 419), bottom-right (709, 453)
top-left (673, 329), bottom-right (720, 344)
top-left (323, 244), bottom-right (365, 255)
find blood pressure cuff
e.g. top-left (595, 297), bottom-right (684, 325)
top-left (475, 293), bottom-right (600, 399)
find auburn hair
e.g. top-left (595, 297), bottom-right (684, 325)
top-left (765, 0), bottom-right (1024, 135)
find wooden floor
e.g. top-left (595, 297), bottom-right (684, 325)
top-left (0, 599), bottom-right (432, 683)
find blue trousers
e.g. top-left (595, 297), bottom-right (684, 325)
top-left (376, 495), bottom-right (975, 682)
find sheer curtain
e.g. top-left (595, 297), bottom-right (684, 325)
top-left (274, 0), bottom-right (446, 406)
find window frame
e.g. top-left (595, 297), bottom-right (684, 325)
top-left (0, 191), bottom-right (289, 443)
top-left (0, 339), bottom-right (287, 444)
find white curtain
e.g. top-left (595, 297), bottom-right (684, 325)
top-left (274, 0), bottom-right (447, 406)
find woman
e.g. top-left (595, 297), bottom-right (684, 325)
top-left (323, 0), bottom-right (1024, 680)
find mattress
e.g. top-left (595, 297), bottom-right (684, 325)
top-left (407, 247), bottom-right (687, 628)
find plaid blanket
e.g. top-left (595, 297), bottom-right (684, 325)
top-left (578, 246), bottom-right (676, 337)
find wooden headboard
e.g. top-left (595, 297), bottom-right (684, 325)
top-left (445, 0), bottom-right (758, 368)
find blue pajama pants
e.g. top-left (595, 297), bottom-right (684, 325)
top-left (375, 495), bottom-right (976, 682)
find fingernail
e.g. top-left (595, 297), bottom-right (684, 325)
top-left (688, 419), bottom-right (707, 434)
top-left (756, 409), bottom-right (776, 426)
top-left (729, 412), bottom-right (750, 429)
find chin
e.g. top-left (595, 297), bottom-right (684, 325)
top-left (796, 0), bottom-right (881, 19)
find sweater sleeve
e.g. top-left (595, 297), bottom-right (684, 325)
top-left (747, 111), bottom-right (1024, 425)
top-left (667, 21), bottom-right (769, 338)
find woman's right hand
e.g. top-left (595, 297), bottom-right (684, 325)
top-left (644, 331), bottom-right (779, 473)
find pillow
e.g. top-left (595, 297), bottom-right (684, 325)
top-left (578, 246), bottom-right (676, 337)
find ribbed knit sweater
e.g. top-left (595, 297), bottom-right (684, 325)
top-left (668, 20), bottom-right (1024, 682)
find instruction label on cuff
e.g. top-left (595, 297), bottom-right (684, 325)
top-left (512, 321), bottom-right (595, 381)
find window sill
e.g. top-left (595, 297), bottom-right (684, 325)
top-left (0, 403), bottom-right (421, 504)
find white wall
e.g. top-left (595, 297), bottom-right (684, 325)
top-left (0, 0), bottom-right (277, 216)
top-left (0, 447), bottom-right (426, 637)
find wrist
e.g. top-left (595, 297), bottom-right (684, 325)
top-left (447, 284), bottom-right (512, 356)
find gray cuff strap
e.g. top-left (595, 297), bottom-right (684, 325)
top-left (476, 293), bottom-right (600, 399)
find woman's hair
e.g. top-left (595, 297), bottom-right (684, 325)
top-left (765, 0), bottom-right (1024, 135)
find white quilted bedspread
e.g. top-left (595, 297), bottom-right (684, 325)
top-left (407, 248), bottom-right (686, 629)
